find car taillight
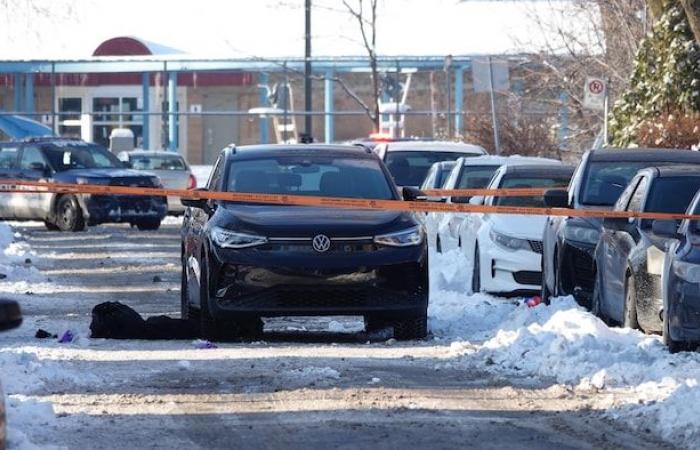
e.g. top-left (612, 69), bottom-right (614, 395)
top-left (187, 174), bottom-right (197, 189)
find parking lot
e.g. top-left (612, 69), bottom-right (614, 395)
top-left (0, 220), bottom-right (682, 449)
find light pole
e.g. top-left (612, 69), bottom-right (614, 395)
top-left (303, 0), bottom-right (313, 142)
top-left (444, 54), bottom-right (453, 138)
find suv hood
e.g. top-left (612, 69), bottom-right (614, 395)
top-left (54, 169), bottom-right (159, 186)
top-left (217, 203), bottom-right (418, 237)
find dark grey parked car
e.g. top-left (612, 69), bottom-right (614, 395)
top-left (0, 299), bottom-right (22, 449)
top-left (542, 148), bottom-right (700, 307)
top-left (593, 166), bottom-right (700, 333)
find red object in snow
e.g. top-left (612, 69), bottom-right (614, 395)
top-left (525, 296), bottom-right (542, 308)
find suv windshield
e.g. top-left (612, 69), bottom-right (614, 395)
top-left (44, 143), bottom-right (123, 171)
top-left (386, 151), bottom-right (479, 187)
top-left (496, 174), bottom-right (572, 207)
top-left (580, 160), bottom-right (700, 206)
top-left (130, 154), bottom-right (187, 171)
top-left (226, 156), bottom-right (395, 200)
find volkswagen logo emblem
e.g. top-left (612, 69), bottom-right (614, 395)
top-left (312, 234), bottom-right (331, 253)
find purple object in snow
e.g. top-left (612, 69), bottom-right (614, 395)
top-left (193, 339), bottom-right (217, 349)
top-left (58, 330), bottom-right (74, 343)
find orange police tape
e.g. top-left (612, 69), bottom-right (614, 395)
top-left (1, 178), bottom-right (700, 221)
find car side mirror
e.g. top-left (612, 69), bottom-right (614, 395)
top-left (403, 186), bottom-right (425, 201)
top-left (652, 219), bottom-right (681, 239)
top-left (450, 196), bottom-right (470, 204)
top-left (544, 189), bottom-right (568, 208)
top-left (468, 196), bottom-right (484, 206)
top-left (0, 299), bottom-right (22, 332)
top-left (122, 161), bottom-right (133, 169)
top-left (181, 188), bottom-right (210, 209)
top-left (603, 217), bottom-right (632, 232)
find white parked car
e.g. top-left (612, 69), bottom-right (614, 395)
top-left (374, 141), bottom-right (487, 188)
top-left (118, 150), bottom-right (197, 214)
top-left (459, 163), bottom-right (574, 296)
top-left (431, 155), bottom-right (554, 253)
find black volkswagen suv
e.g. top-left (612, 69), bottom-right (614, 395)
top-left (180, 145), bottom-right (429, 340)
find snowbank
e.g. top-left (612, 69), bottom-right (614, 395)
top-left (428, 247), bottom-right (700, 449)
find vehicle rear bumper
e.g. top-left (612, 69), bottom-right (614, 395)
top-left (83, 194), bottom-right (168, 225)
top-left (207, 244), bottom-right (429, 319)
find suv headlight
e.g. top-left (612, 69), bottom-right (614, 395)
top-left (563, 223), bottom-right (600, 245)
top-left (489, 229), bottom-right (530, 252)
top-left (673, 260), bottom-right (700, 283)
top-left (374, 226), bottom-right (424, 247)
top-left (211, 226), bottom-right (267, 249)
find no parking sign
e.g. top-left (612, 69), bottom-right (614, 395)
top-left (583, 77), bottom-right (607, 111)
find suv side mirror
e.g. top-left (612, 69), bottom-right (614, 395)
top-left (603, 217), bottom-right (632, 232)
top-left (652, 219), bottom-right (681, 239)
top-left (181, 188), bottom-right (210, 209)
top-left (122, 160), bottom-right (133, 169)
top-left (0, 299), bottom-right (22, 332)
top-left (402, 186), bottom-right (425, 201)
top-left (544, 189), bottom-right (568, 208)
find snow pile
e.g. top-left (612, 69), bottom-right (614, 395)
top-left (0, 223), bottom-right (44, 286)
top-left (285, 366), bottom-right (341, 385)
top-left (428, 246), bottom-right (700, 449)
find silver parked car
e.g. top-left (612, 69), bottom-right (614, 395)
top-left (118, 150), bottom-right (196, 214)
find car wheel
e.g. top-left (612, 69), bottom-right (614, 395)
top-left (541, 253), bottom-right (552, 304)
top-left (436, 236), bottom-right (443, 253)
top-left (393, 313), bottom-right (428, 340)
top-left (198, 260), bottom-right (225, 341)
top-left (623, 274), bottom-right (639, 330)
top-left (135, 219), bottom-right (161, 231)
top-left (44, 221), bottom-right (59, 231)
top-left (471, 243), bottom-right (481, 294)
top-left (180, 260), bottom-right (195, 322)
top-left (662, 306), bottom-right (686, 354)
top-left (55, 195), bottom-right (86, 232)
top-left (591, 272), bottom-right (605, 320)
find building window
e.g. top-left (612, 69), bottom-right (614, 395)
top-left (58, 97), bottom-right (83, 138)
top-left (92, 96), bottom-right (143, 148)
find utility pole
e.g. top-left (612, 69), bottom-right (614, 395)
top-left (303, 0), bottom-right (313, 142)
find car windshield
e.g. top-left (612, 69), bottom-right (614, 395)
top-left (580, 160), bottom-right (700, 206)
top-left (129, 154), bottom-right (187, 171)
top-left (436, 165), bottom-right (455, 188)
top-left (43, 143), bottom-right (123, 171)
top-left (226, 156), bottom-right (395, 200)
top-left (643, 177), bottom-right (700, 232)
top-left (496, 174), bottom-right (572, 207)
top-left (456, 165), bottom-right (500, 189)
top-left (385, 151), bottom-right (480, 187)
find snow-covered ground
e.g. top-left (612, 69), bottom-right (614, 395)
top-left (0, 222), bottom-right (698, 448)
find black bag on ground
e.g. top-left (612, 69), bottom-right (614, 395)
top-left (145, 315), bottom-right (199, 340)
top-left (90, 302), bottom-right (148, 339)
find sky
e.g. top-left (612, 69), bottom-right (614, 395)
top-left (0, 0), bottom-right (600, 59)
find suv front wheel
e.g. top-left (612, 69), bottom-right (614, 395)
top-left (55, 195), bottom-right (86, 232)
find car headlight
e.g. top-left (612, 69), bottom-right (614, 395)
top-left (210, 226), bottom-right (267, 249)
top-left (489, 229), bottom-right (531, 252)
top-left (563, 223), bottom-right (600, 245)
top-left (673, 260), bottom-right (700, 283)
top-left (374, 226), bottom-right (424, 247)
top-left (646, 246), bottom-right (665, 276)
